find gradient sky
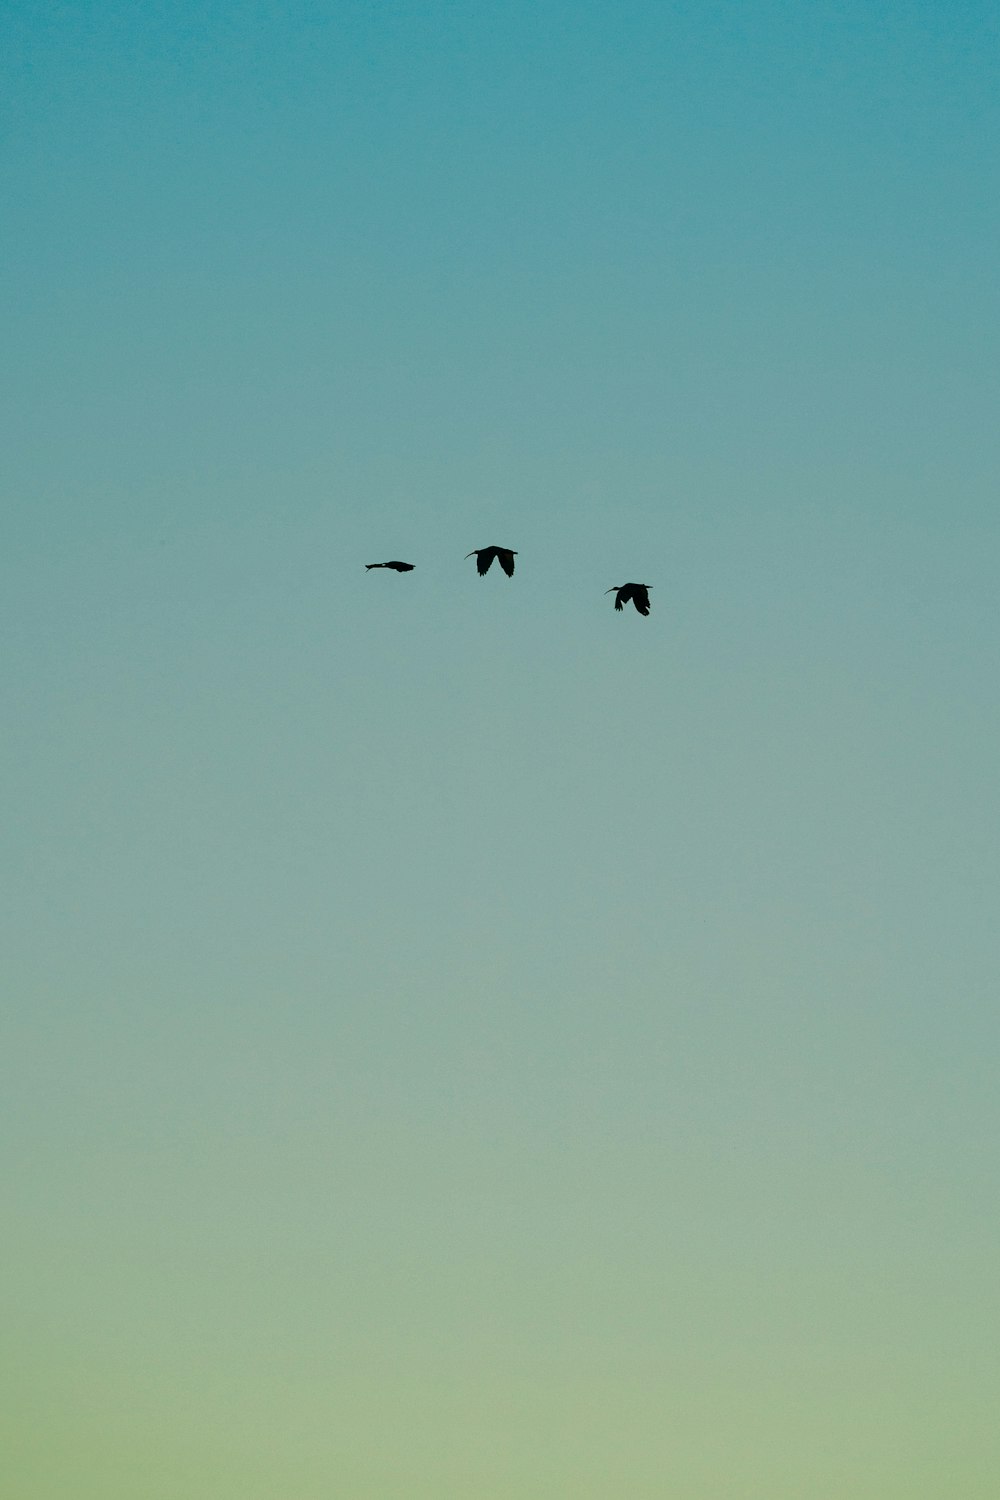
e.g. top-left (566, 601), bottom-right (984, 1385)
top-left (3, 3), bottom-right (999, 1496)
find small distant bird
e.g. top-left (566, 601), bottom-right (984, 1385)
top-left (466, 546), bottom-right (517, 577)
top-left (606, 583), bottom-right (651, 615)
top-left (365, 560), bottom-right (415, 571)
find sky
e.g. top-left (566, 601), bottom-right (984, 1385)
top-left (3, 2), bottom-right (999, 1495)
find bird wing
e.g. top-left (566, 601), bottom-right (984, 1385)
top-left (632, 586), bottom-right (650, 615)
top-left (613, 587), bottom-right (626, 610)
top-left (497, 549), bottom-right (515, 577)
top-left (387, 561), bottom-right (414, 571)
top-left (476, 548), bottom-right (494, 575)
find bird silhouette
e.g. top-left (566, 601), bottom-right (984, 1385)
top-left (366, 560), bottom-right (415, 571)
top-left (606, 583), bottom-right (651, 615)
top-left (466, 546), bottom-right (517, 577)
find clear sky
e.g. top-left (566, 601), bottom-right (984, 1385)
top-left (3, 2), bottom-right (999, 1495)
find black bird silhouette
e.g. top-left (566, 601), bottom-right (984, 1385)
top-left (466, 546), bottom-right (517, 577)
top-left (366, 560), bottom-right (415, 571)
top-left (606, 583), bottom-right (651, 615)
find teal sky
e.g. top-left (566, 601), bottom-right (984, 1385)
top-left (3, 3), bottom-right (999, 1495)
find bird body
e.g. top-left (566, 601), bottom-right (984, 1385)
top-left (606, 583), bottom-right (651, 615)
top-left (366, 560), bottom-right (415, 571)
top-left (466, 546), bottom-right (517, 577)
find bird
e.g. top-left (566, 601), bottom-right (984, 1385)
top-left (465, 546), bottom-right (517, 577)
top-left (606, 583), bottom-right (651, 615)
top-left (365, 560), bottom-right (415, 571)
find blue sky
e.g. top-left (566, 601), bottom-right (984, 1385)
top-left (3, 3), bottom-right (999, 1495)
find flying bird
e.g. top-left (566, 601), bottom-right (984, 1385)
top-left (466, 546), bottom-right (517, 577)
top-left (365, 560), bottom-right (415, 571)
top-left (606, 583), bottom-right (651, 615)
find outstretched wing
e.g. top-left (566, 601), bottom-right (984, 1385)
top-left (476, 548), bottom-right (494, 575)
top-left (632, 585), bottom-right (650, 615)
top-left (614, 588), bottom-right (625, 611)
top-left (497, 548), bottom-right (516, 577)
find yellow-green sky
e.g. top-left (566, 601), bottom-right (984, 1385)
top-left (3, 2), bottom-right (998, 1494)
